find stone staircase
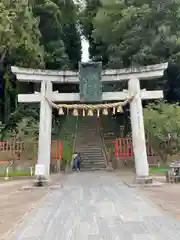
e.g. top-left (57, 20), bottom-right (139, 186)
top-left (100, 116), bottom-right (118, 150)
top-left (74, 116), bottom-right (107, 170)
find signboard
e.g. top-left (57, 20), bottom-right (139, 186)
top-left (79, 62), bottom-right (102, 102)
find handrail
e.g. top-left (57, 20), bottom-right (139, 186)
top-left (72, 116), bottom-right (78, 153)
top-left (98, 118), bottom-right (109, 168)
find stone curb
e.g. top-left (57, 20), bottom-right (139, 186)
top-left (0, 176), bottom-right (34, 181)
top-left (20, 184), bottom-right (64, 191)
top-left (123, 180), bottom-right (164, 188)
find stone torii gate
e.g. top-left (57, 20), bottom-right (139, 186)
top-left (11, 62), bottom-right (168, 182)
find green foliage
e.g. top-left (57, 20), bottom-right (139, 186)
top-left (0, 117), bottom-right (38, 162)
top-left (0, 0), bottom-right (44, 68)
top-left (0, 171), bottom-right (34, 177)
top-left (149, 167), bottom-right (168, 175)
top-left (33, 0), bottom-right (81, 70)
top-left (82, 0), bottom-right (180, 68)
top-left (144, 101), bottom-right (180, 162)
top-left (58, 116), bottom-right (78, 165)
top-left (13, 117), bottom-right (38, 140)
top-left (0, 0), bottom-right (81, 131)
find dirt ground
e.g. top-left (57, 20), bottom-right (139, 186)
top-left (117, 170), bottom-right (180, 219)
top-left (141, 182), bottom-right (180, 219)
top-left (0, 174), bottom-right (64, 239)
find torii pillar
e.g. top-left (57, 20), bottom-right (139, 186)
top-left (37, 81), bottom-right (52, 179)
top-left (16, 80), bottom-right (54, 180)
top-left (128, 78), bottom-right (150, 183)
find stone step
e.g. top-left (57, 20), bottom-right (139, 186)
top-left (81, 156), bottom-right (105, 160)
top-left (75, 145), bottom-right (102, 147)
top-left (81, 156), bottom-right (105, 159)
top-left (82, 160), bottom-right (105, 163)
top-left (80, 156), bottom-right (105, 160)
top-left (77, 154), bottom-right (104, 158)
top-left (75, 142), bottom-right (102, 143)
top-left (76, 142), bottom-right (101, 144)
top-left (81, 153), bottom-right (104, 156)
top-left (81, 166), bottom-right (106, 170)
top-left (75, 140), bottom-right (102, 142)
top-left (81, 155), bottom-right (104, 162)
top-left (75, 139), bottom-right (101, 141)
top-left (79, 168), bottom-right (106, 171)
top-left (82, 159), bottom-right (105, 162)
top-left (81, 158), bottom-right (105, 161)
top-left (77, 126), bottom-right (99, 128)
top-left (80, 155), bottom-right (104, 158)
top-left (75, 137), bottom-right (101, 140)
top-left (82, 162), bottom-right (105, 165)
top-left (75, 147), bottom-right (103, 150)
top-left (82, 157), bottom-right (105, 160)
top-left (75, 148), bottom-right (103, 152)
top-left (75, 143), bottom-right (102, 146)
top-left (81, 167), bottom-right (106, 170)
top-left (79, 154), bottom-right (104, 157)
top-left (81, 163), bottom-right (106, 167)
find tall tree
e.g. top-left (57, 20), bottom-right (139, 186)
top-left (0, 0), bottom-right (44, 122)
top-left (0, 0), bottom-right (82, 124)
top-left (33, 0), bottom-right (81, 70)
top-left (55, 0), bottom-right (81, 69)
top-left (91, 0), bottom-right (180, 68)
top-left (80, 0), bottom-right (108, 64)
top-left (81, 0), bottom-right (180, 102)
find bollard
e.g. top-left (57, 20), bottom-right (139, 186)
top-left (30, 166), bottom-right (33, 176)
top-left (4, 166), bottom-right (9, 180)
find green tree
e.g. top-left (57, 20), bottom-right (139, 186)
top-left (0, 0), bottom-right (44, 123)
top-left (55, 0), bottom-right (82, 69)
top-left (83, 0), bottom-right (180, 68)
top-left (1, 0), bottom-right (44, 69)
top-left (80, 0), bottom-right (107, 64)
top-left (33, 0), bottom-right (81, 70)
top-left (0, 0), bottom-right (82, 125)
top-left (144, 101), bottom-right (180, 163)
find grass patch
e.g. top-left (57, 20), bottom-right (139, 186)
top-left (149, 167), bottom-right (168, 174)
top-left (0, 171), bottom-right (33, 177)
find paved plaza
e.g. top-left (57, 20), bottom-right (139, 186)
top-left (7, 171), bottom-right (180, 240)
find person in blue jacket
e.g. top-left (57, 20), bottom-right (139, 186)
top-left (72, 152), bottom-right (81, 171)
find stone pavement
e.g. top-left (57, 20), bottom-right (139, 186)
top-left (7, 171), bottom-right (180, 240)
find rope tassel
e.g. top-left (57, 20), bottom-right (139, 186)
top-left (82, 109), bottom-right (86, 116)
top-left (97, 109), bottom-right (100, 117)
top-left (73, 108), bottom-right (78, 116)
top-left (102, 108), bottom-right (108, 115)
top-left (58, 107), bottom-right (64, 115)
top-left (87, 109), bottom-right (93, 116)
top-left (117, 105), bottom-right (123, 113)
top-left (112, 107), bottom-right (116, 115)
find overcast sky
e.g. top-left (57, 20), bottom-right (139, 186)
top-left (81, 36), bottom-right (90, 62)
top-left (74, 0), bottom-right (89, 62)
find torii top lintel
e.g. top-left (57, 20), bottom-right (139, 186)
top-left (11, 62), bottom-right (168, 83)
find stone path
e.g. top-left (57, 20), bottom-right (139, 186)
top-left (7, 171), bottom-right (180, 240)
